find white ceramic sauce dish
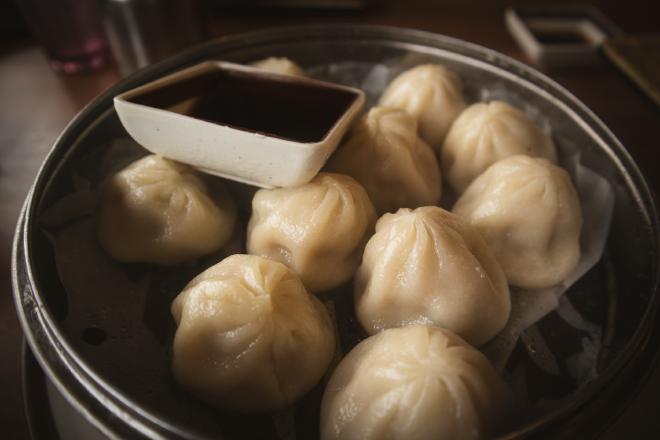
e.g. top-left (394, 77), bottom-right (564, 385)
top-left (114, 60), bottom-right (365, 187)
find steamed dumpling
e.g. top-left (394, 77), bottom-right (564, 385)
top-left (171, 254), bottom-right (335, 413)
top-left (379, 64), bottom-right (466, 148)
top-left (251, 57), bottom-right (306, 77)
top-left (247, 172), bottom-right (376, 292)
top-left (326, 106), bottom-right (441, 215)
top-left (442, 101), bottom-right (558, 193)
top-left (97, 155), bottom-right (236, 265)
top-left (355, 206), bottom-right (510, 346)
top-left (453, 155), bottom-right (582, 289)
top-left (320, 326), bottom-right (511, 440)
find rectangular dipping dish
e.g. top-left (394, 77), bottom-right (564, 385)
top-left (114, 60), bottom-right (365, 187)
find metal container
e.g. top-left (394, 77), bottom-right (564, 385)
top-left (13, 25), bottom-right (660, 439)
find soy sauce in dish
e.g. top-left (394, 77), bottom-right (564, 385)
top-left (129, 68), bottom-right (359, 143)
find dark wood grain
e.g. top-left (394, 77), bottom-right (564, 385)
top-left (1, 1), bottom-right (659, 438)
top-left (0, 44), bottom-right (120, 439)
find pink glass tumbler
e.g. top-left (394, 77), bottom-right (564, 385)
top-left (18, 0), bottom-right (112, 73)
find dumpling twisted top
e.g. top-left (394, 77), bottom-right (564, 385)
top-left (97, 155), bottom-right (236, 265)
top-left (327, 106), bottom-right (441, 214)
top-left (171, 254), bottom-right (335, 412)
top-left (355, 206), bottom-right (510, 346)
top-left (453, 155), bottom-right (582, 289)
top-left (321, 326), bottom-right (511, 440)
top-left (379, 64), bottom-right (466, 148)
top-left (248, 172), bottom-right (376, 292)
top-left (442, 101), bottom-right (557, 193)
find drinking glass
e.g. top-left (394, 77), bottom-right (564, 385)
top-left (18, 0), bottom-right (112, 73)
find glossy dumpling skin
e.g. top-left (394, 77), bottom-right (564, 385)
top-left (326, 106), bottom-right (441, 215)
top-left (171, 254), bottom-right (336, 413)
top-left (379, 64), bottom-right (466, 149)
top-left (442, 101), bottom-right (558, 193)
top-left (97, 155), bottom-right (236, 265)
top-left (247, 172), bottom-right (376, 292)
top-left (320, 326), bottom-right (511, 440)
top-left (251, 57), bottom-right (306, 77)
top-left (453, 155), bottom-right (582, 289)
top-left (354, 206), bottom-right (510, 346)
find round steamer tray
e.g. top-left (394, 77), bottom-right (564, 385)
top-left (12, 25), bottom-right (660, 439)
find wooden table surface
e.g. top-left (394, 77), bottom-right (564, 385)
top-left (2, 1), bottom-right (660, 438)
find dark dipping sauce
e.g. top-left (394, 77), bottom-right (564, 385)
top-left (129, 68), bottom-right (360, 143)
top-left (533, 29), bottom-right (589, 45)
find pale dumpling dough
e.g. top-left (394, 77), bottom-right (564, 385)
top-left (97, 155), bottom-right (236, 265)
top-left (355, 206), bottom-right (510, 346)
top-left (326, 106), bottom-right (441, 215)
top-left (251, 57), bottom-right (306, 77)
top-left (320, 326), bottom-right (511, 440)
top-left (379, 64), bottom-right (466, 148)
top-left (171, 254), bottom-right (335, 413)
top-left (248, 172), bottom-right (376, 292)
top-left (442, 101), bottom-right (558, 193)
top-left (453, 155), bottom-right (582, 289)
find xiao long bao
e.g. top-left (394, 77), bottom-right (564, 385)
top-left (96, 154), bottom-right (236, 265)
top-left (320, 326), bottom-right (511, 440)
top-left (326, 106), bottom-right (441, 215)
top-left (171, 254), bottom-right (336, 413)
top-left (247, 172), bottom-right (377, 292)
top-left (379, 63), bottom-right (466, 149)
top-left (251, 56), bottom-right (307, 77)
top-left (441, 100), bottom-right (558, 193)
top-left (354, 206), bottom-right (511, 346)
top-left (453, 155), bottom-right (583, 289)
